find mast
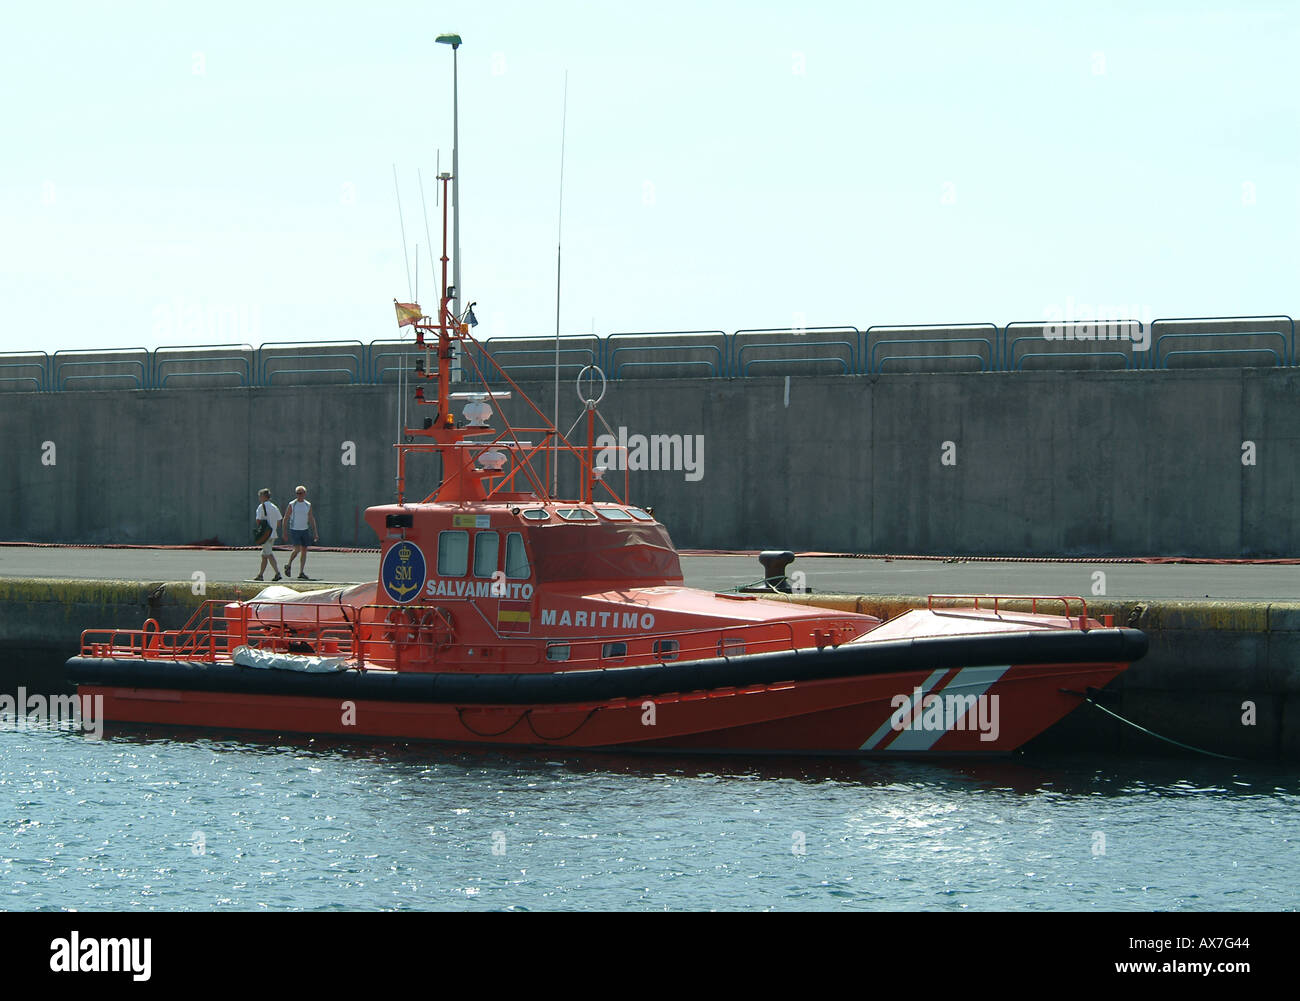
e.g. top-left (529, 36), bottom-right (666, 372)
top-left (552, 71), bottom-right (568, 495)
top-left (436, 33), bottom-right (463, 384)
top-left (451, 41), bottom-right (461, 385)
top-left (388, 41), bottom-right (626, 511)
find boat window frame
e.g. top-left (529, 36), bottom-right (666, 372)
top-left (627, 508), bottom-right (655, 522)
top-left (556, 507), bottom-right (599, 522)
top-left (653, 639), bottom-right (680, 662)
top-left (594, 507), bottom-right (634, 522)
top-left (546, 644), bottom-right (571, 662)
top-left (472, 531), bottom-right (500, 578)
top-left (504, 531), bottom-right (531, 580)
top-left (601, 641), bottom-right (628, 663)
top-left (521, 509), bottom-right (550, 521)
top-left (436, 530), bottom-right (470, 578)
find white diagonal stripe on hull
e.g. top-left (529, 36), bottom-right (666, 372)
top-left (876, 665), bottom-right (1010, 752)
top-left (860, 669), bottom-right (951, 750)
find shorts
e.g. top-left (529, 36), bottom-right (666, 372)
top-left (261, 536), bottom-right (275, 556)
top-left (289, 528), bottom-right (313, 548)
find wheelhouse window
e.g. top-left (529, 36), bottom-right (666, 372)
top-left (522, 509), bottom-right (550, 521)
top-left (437, 530), bottom-right (469, 577)
top-left (556, 508), bottom-right (598, 522)
top-left (627, 508), bottom-right (655, 522)
top-left (473, 531), bottom-right (499, 578)
top-left (595, 507), bottom-right (634, 522)
top-left (505, 532), bottom-right (531, 579)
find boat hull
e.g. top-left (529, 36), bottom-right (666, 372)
top-left (67, 629), bottom-right (1142, 754)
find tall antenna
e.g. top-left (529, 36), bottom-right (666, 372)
top-left (419, 170), bottom-right (437, 298)
top-left (392, 165), bottom-right (413, 499)
top-left (552, 70), bottom-right (568, 495)
top-left (393, 164), bottom-right (413, 299)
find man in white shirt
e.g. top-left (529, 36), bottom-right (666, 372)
top-left (282, 484), bottom-right (320, 580)
top-left (253, 488), bottom-right (283, 581)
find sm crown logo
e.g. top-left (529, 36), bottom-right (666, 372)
top-left (382, 542), bottom-right (426, 602)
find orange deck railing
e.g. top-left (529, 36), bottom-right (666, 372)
top-left (926, 594), bottom-right (1093, 628)
top-left (78, 600), bottom-right (821, 674)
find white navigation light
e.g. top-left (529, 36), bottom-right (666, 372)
top-left (477, 448), bottom-right (508, 471)
top-left (462, 394), bottom-right (492, 427)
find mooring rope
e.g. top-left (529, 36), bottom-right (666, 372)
top-left (1075, 693), bottom-right (1245, 761)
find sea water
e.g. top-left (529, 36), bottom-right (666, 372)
top-left (1, 723), bottom-right (1295, 911)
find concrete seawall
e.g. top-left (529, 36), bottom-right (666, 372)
top-left (4, 366), bottom-right (1300, 557)
top-left (3, 577), bottom-right (1295, 759)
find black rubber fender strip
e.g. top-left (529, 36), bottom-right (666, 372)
top-left (66, 627), bottom-right (1146, 705)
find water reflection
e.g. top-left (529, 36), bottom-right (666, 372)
top-left (80, 723), bottom-right (1300, 800)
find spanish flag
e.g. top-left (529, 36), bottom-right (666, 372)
top-left (394, 301), bottom-right (422, 327)
top-left (497, 601), bottom-right (531, 634)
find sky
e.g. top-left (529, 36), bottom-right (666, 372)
top-left (2, 0), bottom-right (1297, 354)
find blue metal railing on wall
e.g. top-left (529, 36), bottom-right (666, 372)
top-left (153, 343), bottom-right (255, 388)
top-left (0, 352), bottom-right (50, 392)
top-left (1149, 316), bottom-right (1295, 369)
top-left (479, 346), bottom-right (598, 384)
top-left (3, 314), bottom-right (1294, 391)
top-left (732, 327), bottom-right (860, 377)
top-left (50, 348), bottom-right (151, 391)
top-left (1153, 331), bottom-right (1287, 369)
top-left (865, 323), bottom-right (997, 374)
top-left (257, 340), bottom-right (366, 385)
top-left (606, 331), bottom-right (727, 379)
top-left (1003, 320), bottom-right (1145, 372)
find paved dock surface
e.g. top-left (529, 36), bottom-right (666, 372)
top-left (3, 545), bottom-right (1299, 600)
